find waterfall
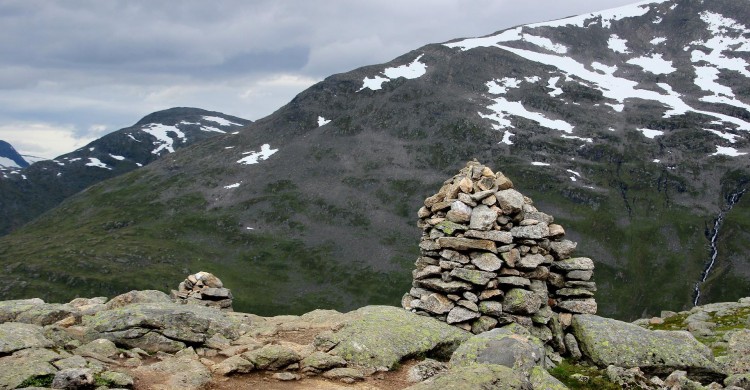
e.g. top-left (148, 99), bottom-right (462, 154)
top-left (692, 188), bottom-right (747, 306)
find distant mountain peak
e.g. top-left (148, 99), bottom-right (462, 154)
top-left (0, 140), bottom-right (29, 169)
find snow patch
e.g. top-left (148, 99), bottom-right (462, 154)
top-left (694, 67), bottom-right (750, 112)
top-left (237, 144), bottom-right (278, 165)
top-left (109, 154), bottom-right (125, 161)
top-left (225, 146), bottom-right (235, 149)
top-left (713, 146), bottom-right (747, 157)
top-left (383, 54), bottom-right (428, 79)
top-left (85, 157), bottom-right (112, 170)
top-left (522, 34), bottom-right (568, 54)
top-left (650, 37), bottom-right (667, 45)
top-left (637, 128), bottom-right (664, 139)
top-left (318, 116), bottom-right (331, 127)
top-left (705, 129), bottom-right (740, 143)
top-left (690, 12), bottom-right (750, 77)
top-left (608, 34), bottom-right (630, 54)
top-left (524, 76), bottom-right (541, 83)
top-left (200, 126), bottom-right (226, 133)
top-left (127, 134), bottom-right (141, 142)
top-left (360, 76), bottom-right (389, 91)
top-left (500, 131), bottom-right (514, 145)
top-left (481, 96), bottom-right (574, 133)
top-left (485, 45), bottom-right (750, 131)
top-left (224, 182), bottom-right (241, 189)
top-left (626, 54), bottom-right (676, 74)
top-left (360, 55), bottom-right (427, 91)
top-left (547, 77), bottom-right (564, 97)
top-left (591, 62), bottom-right (617, 75)
top-left (561, 135), bottom-right (593, 143)
top-left (202, 116), bottom-right (243, 127)
top-left (531, 162), bottom-right (550, 166)
top-left (141, 123), bottom-right (186, 154)
top-left (526, 0), bottom-right (668, 29)
top-left (487, 78), bottom-right (522, 95)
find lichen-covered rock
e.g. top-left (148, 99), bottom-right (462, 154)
top-left (242, 344), bottom-right (301, 370)
top-left (13, 303), bottom-right (78, 326)
top-left (74, 338), bottom-right (119, 358)
top-left (0, 322), bottom-right (54, 353)
top-left (104, 290), bottom-right (173, 310)
top-left (0, 298), bottom-right (46, 323)
top-left (52, 368), bottom-right (94, 389)
top-left (450, 324), bottom-right (545, 375)
top-left (407, 358), bottom-right (448, 383)
top-left (447, 306), bottom-right (481, 324)
top-left (82, 302), bottom-right (242, 353)
top-left (0, 348), bottom-right (63, 389)
top-left (572, 314), bottom-right (723, 381)
top-left (404, 363), bottom-right (529, 390)
top-left (133, 352), bottom-right (211, 390)
top-left (720, 329), bottom-right (750, 375)
top-left (301, 351), bottom-right (346, 372)
top-left (212, 355), bottom-right (254, 375)
top-left (98, 370), bottom-right (134, 388)
top-left (322, 367), bottom-right (365, 382)
top-left (327, 306), bottom-right (470, 369)
top-left (551, 258), bottom-right (594, 271)
top-left (504, 288), bottom-right (542, 315)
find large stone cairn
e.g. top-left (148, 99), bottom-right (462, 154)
top-left (171, 271), bottom-right (234, 310)
top-left (402, 161), bottom-right (597, 355)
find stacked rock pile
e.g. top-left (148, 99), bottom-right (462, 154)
top-left (402, 161), bottom-right (597, 355)
top-left (171, 271), bottom-right (233, 310)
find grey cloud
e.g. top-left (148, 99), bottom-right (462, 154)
top-left (0, 0), bottom-right (639, 156)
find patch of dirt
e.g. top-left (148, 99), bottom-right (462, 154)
top-left (206, 359), bottom-right (421, 390)
top-left (258, 328), bottom-right (322, 345)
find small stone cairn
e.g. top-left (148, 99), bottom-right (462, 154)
top-left (402, 161), bottom-right (597, 355)
top-left (171, 271), bottom-right (234, 310)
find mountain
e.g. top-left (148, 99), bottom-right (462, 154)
top-left (0, 140), bottom-right (30, 169)
top-left (0, 107), bottom-right (250, 236)
top-left (1, 0), bottom-right (749, 320)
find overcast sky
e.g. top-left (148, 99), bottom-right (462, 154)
top-left (0, 0), bottom-right (636, 158)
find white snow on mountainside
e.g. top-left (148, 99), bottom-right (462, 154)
top-left (437, 0), bottom-right (750, 159)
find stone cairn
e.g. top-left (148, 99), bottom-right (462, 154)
top-left (402, 161), bottom-right (597, 355)
top-left (171, 271), bottom-right (234, 311)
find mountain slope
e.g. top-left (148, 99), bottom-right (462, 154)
top-left (1, 0), bottom-right (749, 320)
top-left (0, 107), bottom-right (250, 236)
top-left (0, 140), bottom-right (29, 169)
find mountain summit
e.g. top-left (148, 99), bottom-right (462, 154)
top-left (0, 140), bottom-right (29, 169)
top-left (0, 107), bottom-right (250, 236)
top-left (1, 0), bottom-right (748, 320)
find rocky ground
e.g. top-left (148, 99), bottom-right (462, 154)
top-left (0, 290), bottom-right (749, 389)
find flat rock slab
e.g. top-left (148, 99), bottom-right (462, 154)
top-left (326, 306), bottom-right (470, 369)
top-left (404, 363), bottom-right (528, 390)
top-left (572, 314), bottom-right (723, 381)
top-left (0, 298), bottom-right (45, 323)
top-left (83, 302), bottom-right (242, 353)
top-left (450, 324), bottom-right (545, 375)
top-left (134, 354), bottom-right (211, 390)
top-left (0, 322), bottom-right (54, 353)
top-left (0, 348), bottom-right (63, 389)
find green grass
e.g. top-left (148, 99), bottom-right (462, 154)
top-left (17, 374), bottom-right (54, 388)
top-left (549, 360), bottom-right (620, 390)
